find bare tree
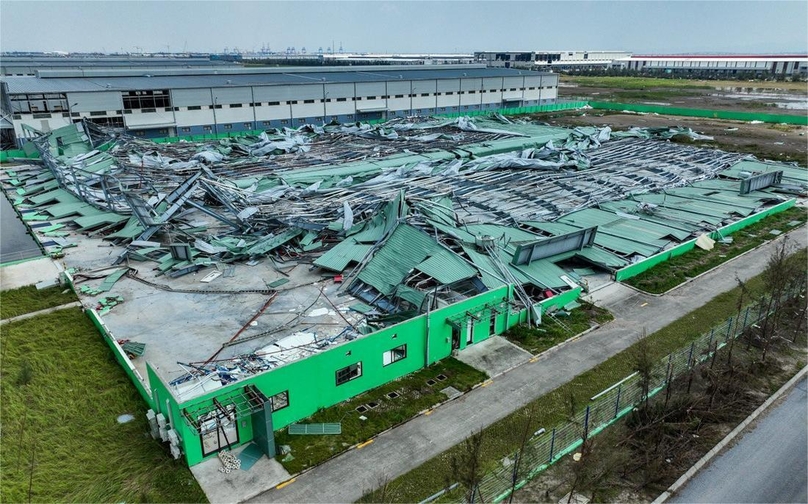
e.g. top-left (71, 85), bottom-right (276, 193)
top-left (508, 404), bottom-right (537, 503)
top-left (631, 330), bottom-right (655, 410)
top-left (450, 428), bottom-right (486, 503)
top-left (759, 236), bottom-right (798, 360)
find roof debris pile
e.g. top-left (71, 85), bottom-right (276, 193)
top-left (4, 114), bottom-right (804, 399)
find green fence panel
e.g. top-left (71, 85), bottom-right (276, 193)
top-left (589, 101), bottom-right (808, 125)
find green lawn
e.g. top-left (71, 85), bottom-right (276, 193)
top-left (0, 308), bottom-right (207, 503)
top-left (1, 284), bottom-right (77, 319)
top-left (274, 357), bottom-right (487, 474)
top-left (625, 207), bottom-right (808, 294)
top-left (361, 249), bottom-right (806, 502)
top-left (504, 302), bottom-right (613, 355)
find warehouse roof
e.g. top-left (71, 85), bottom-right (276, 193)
top-left (1, 65), bottom-right (551, 94)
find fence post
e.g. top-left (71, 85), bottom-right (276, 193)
top-left (614, 385), bottom-right (622, 418)
top-left (687, 341), bottom-right (695, 368)
top-left (742, 306), bottom-right (750, 333)
top-left (666, 353), bottom-right (673, 383)
top-left (583, 406), bottom-right (590, 440)
top-left (725, 316), bottom-right (733, 342)
top-left (707, 327), bottom-right (714, 350)
top-left (548, 428), bottom-right (556, 462)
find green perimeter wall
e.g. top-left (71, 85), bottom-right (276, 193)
top-left (589, 101), bottom-right (808, 126)
top-left (614, 198), bottom-right (796, 281)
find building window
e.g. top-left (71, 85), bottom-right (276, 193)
top-left (222, 124), bottom-right (232, 130)
top-left (303, 99), bottom-right (315, 104)
top-left (287, 100), bottom-right (298, 105)
top-left (383, 344), bottom-right (407, 366)
top-left (336, 363), bottom-right (362, 386)
top-left (394, 94), bottom-right (404, 98)
top-left (281, 119), bottom-right (289, 124)
top-left (89, 111), bottom-right (106, 116)
top-left (420, 93), bottom-right (429, 97)
top-left (214, 104), bottom-right (223, 109)
top-left (32, 112), bottom-right (52, 119)
top-left (203, 125), bottom-right (212, 132)
top-left (270, 390), bottom-right (289, 411)
top-left (509, 88), bottom-right (517, 91)
top-left (141, 108), bottom-right (156, 113)
top-left (336, 97), bottom-right (347, 102)
top-left (244, 122), bottom-right (252, 128)
top-left (298, 118), bottom-right (306, 123)
top-left (229, 103), bottom-right (243, 108)
top-left (353, 97), bottom-right (361, 101)
top-left (122, 89), bottom-right (170, 109)
top-left (366, 96), bottom-right (376, 100)
top-left (268, 101), bottom-right (281, 106)
top-left (262, 121), bottom-right (272, 126)
top-left (181, 127), bottom-right (191, 133)
top-left (331, 116), bottom-right (338, 121)
top-left (188, 105), bottom-right (202, 110)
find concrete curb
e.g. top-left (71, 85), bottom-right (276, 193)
top-left (620, 224), bottom-right (806, 298)
top-left (0, 301), bottom-right (82, 326)
top-left (653, 365), bottom-right (808, 503)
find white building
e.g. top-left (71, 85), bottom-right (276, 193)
top-left (0, 65), bottom-right (558, 146)
top-left (474, 51), bottom-right (632, 70)
top-left (618, 54), bottom-right (808, 77)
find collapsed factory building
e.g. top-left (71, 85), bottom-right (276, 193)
top-left (2, 113), bottom-right (804, 468)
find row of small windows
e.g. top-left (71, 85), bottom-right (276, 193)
top-left (10, 86), bottom-right (546, 114)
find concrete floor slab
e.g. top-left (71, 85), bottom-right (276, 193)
top-left (190, 444), bottom-right (291, 504)
top-left (455, 335), bottom-right (533, 377)
top-left (0, 257), bottom-right (63, 290)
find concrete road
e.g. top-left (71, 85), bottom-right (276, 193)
top-left (671, 377), bottom-right (807, 504)
top-left (247, 230), bottom-right (807, 504)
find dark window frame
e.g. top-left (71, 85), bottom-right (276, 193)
top-left (335, 362), bottom-right (362, 386)
top-left (383, 344), bottom-right (407, 366)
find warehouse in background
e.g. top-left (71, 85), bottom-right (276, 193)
top-left (0, 65), bottom-right (558, 147)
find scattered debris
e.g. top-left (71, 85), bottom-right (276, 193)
top-left (116, 413), bottom-right (135, 424)
top-left (217, 451), bottom-right (241, 473)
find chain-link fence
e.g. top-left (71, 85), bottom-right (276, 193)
top-left (438, 280), bottom-right (805, 504)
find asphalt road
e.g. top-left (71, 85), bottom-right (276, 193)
top-left (248, 230), bottom-right (807, 504)
top-left (671, 376), bottom-right (807, 503)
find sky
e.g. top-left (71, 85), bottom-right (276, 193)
top-left (1, 1), bottom-right (806, 55)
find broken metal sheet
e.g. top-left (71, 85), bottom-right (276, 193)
top-left (695, 233), bottom-right (716, 251)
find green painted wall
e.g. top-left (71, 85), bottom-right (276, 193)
top-left (147, 285), bottom-right (511, 465)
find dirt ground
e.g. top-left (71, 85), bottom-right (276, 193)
top-left (558, 79), bottom-right (808, 117)
top-left (541, 111), bottom-right (808, 165)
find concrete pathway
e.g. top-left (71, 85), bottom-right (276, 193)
top-left (247, 231), bottom-right (807, 504)
top-left (0, 301), bottom-right (81, 325)
top-left (0, 256), bottom-right (63, 290)
top-left (456, 335), bottom-right (533, 377)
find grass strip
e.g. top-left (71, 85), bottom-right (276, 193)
top-left (504, 302), bottom-right (613, 355)
top-left (0, 284), bottom-right (77, 320)
top-left (0, 308), bottom-right (207, 503)
top-left (625, 207), bottom-right (807, 294)
top-left (274, 357), bottom-right (488, 475)
top-left (362, 249), bottom-right (806, 502)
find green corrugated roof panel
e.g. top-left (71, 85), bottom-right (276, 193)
top-left (722, 160), bottom-right (808, 185)
top-left (394, 284), bottom-right (427, 308)
top-left (460, 244), bottom-right (508, 289)
top-left (45, 202), bottom-right (94, 218)
top-left (415, 249), bottom-right (477, 285)
top-left (356, 224), bottom-right (435, 295)
top-left (245, 228), bottom-right (304, 256)
top-left (464, 224), bottom-right (541, 243)
top-left (105, 216), bottom-right (145, 239)
top-left (28, 188), bottom-right (79, 206)
top-left (313, 239), bottom-right (373, 272)
top-left (73, 212), bottom-right (129, 230)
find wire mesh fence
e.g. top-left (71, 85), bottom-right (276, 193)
top-left (439, 280), bottom-right (805, 504)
